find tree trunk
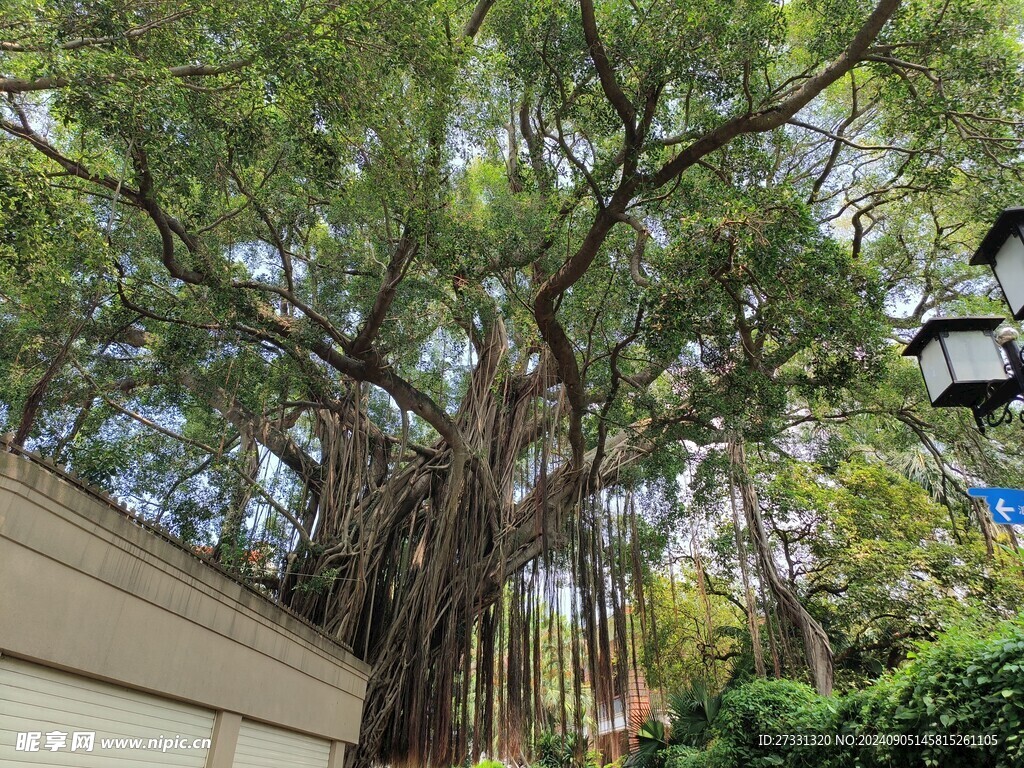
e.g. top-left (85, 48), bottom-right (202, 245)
top-left (972, 497), bottom-right (997, 558)
top-left (727, 469), bottom-right (767, 678)
top-left (214, 430), bottom-right (260, 564)
top-left (263, 320), bottom-right (655, 768)
top-left (727, 435), bottom-right (834, 695)
top-left (14, 322), bottom-right (86, 448)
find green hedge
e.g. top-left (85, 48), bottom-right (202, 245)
top-left (672, 617), bottom-right (1024, 768)
top-left (662, 744), bottom-right (708, 768)
top-left (710, 679), bottom-right (831, 767)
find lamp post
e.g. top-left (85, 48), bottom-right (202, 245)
top-left (970, 207), bottom-right (1024, 320)
top-left (903, 207), bottom-right (1024, 433)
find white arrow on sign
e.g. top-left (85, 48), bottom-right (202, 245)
top-left (996, 498), bottom-right (1014, 522)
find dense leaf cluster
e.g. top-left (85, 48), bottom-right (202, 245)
top-left (662, 618), bottom-right (1024, 768)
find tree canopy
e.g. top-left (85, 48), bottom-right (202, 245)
top-left (3, 1), bottom-right (1024, 766)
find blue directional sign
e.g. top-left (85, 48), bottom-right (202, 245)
top-left (967, 488), bottom-right (1024, 524)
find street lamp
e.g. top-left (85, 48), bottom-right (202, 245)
top-left (970, 207), bottom-right (1024, 320)
top-left (902, 317), bottom-right (1013, 408)
top-left (904, 207), bottom-right (1024, 432)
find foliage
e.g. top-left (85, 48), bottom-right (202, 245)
top-left (661, 745), bottom-right (704, 768)
top-left (3, 1), bottom-right (1024, 767)
top-left (643, 574), bottom-right (744, 693)
top-left (710, 679), bottom-right (829, 768)
top-left (838, 618), bottom-right (1024, 767)
top-left (670, 617), bottom-right (1024, 767)
top-left (693, 444), bottom-right (1023, 688)
top-left (667, 683), bottom-right (723, 750)
top-left (626, 712), bottom-right (671, 768)
top-left (533, 730), bottom-right (600, 768)
top-left (625, 680), bottom-right (725, 768)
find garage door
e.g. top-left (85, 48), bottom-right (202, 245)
top-left (232, 719), bottom-right (331, 768)
top-left (0, 656), bottom-right (214, 767)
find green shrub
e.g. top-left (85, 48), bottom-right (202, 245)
top-left (662, 744), bottom-right (699, 768)
top-left (668, 682), bottom-right (723, 749)
top-left (710, 678), bottom-right (833, 768)
top-left (674, 617), bottom-right (1024, 768)
top-left (838, 618), bottom-right (1024, 767)
top-left (665, 742), bottom-right (728, 768)
top-left (533, 730), bottom-right (600, 768)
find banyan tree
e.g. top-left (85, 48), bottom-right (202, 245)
top-left (3, 0), bottom-right (1024, 765)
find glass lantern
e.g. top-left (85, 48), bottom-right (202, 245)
top-left (971, 207), bottom-right (1024, 321)
top-left (902, 317), bottom-right (1012, 407)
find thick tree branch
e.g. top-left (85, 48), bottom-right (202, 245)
top-left (647, 0), bottom-right (902, 189)
top-left (463, 0), bottom-right (497, 39)
top-left (182, 373), bottom-right (324, 487)
top-left (237, 314), bottom-right (465, 449)
top-left (131, 145), bottom-right (206, 284)
top-left (0, 117), bottom-right (144, 202)
top-left (580, 0), bottom-right (636, 139)
top-left (0, 59), bottom-right (250, 94)
top-left (351, 228), bottom-right (418, 354)
top-left (0, 10), bottom-right (193, 52)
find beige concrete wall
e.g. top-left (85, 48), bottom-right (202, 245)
top-left (0, 450), bottom-right (370, 745)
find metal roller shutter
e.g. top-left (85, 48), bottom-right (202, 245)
top-left (0, 656), bottom-right (213, 767)
top-left (232, 720), bottom-right (331, 768)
